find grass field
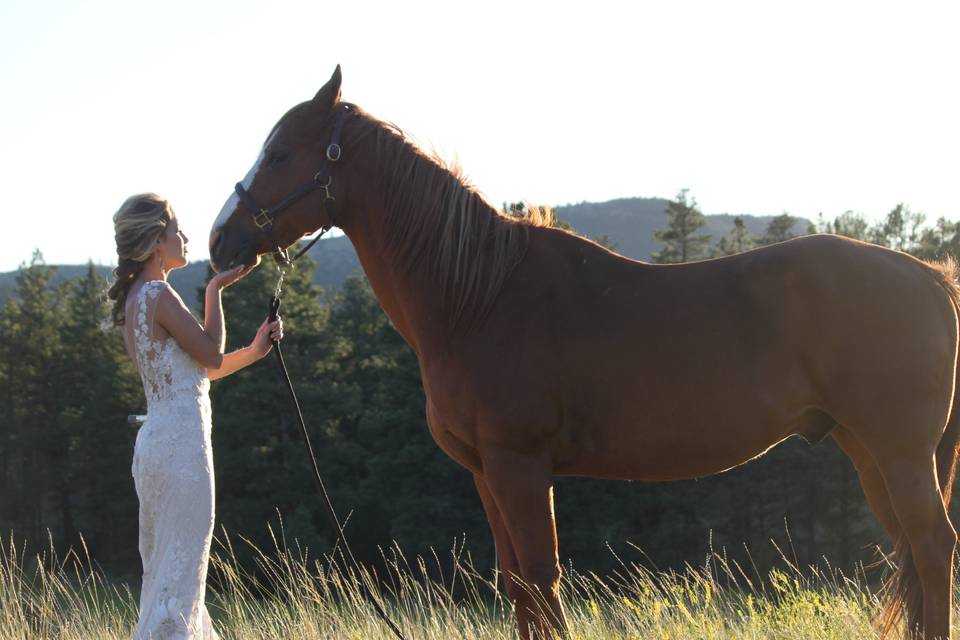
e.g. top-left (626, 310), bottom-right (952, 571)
top-left (0, 530), bottom-right (918, 639)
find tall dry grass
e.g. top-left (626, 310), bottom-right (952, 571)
top-left (0, 527), bottom-right (928, 639)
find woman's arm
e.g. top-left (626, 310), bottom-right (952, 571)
top-left (208, 346), bottom-right (260, 381)
top-left (203, 283), bottom-right (227, 354)
top-left (207, 317), bottom-right (283, 381)
top-left (154, 266), bottom-right (250, 369)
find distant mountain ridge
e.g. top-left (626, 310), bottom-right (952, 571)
top-left (0, 197), bottom-right (811, 304)
top-left (555, 197), bottom-right (809, 258)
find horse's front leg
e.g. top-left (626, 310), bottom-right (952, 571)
top-left (478, 448), bottom-right (568, 640)
top-left (473, 474), bottom-right (523, 603)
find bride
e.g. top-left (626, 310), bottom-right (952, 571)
top-left (108, 193), bottom-right (283, 639)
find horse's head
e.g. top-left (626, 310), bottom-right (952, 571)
top-left (209, 65), bottom-right (351, 272)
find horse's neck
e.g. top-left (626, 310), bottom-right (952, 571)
top-left (341, 220), bottom-right (446, 356)
top-left (340, 139), bottom-right (505, 355)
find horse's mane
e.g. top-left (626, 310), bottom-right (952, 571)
top-left (350, 106), bottom-right (552, 331)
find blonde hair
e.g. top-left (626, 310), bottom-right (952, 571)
top-left (107, 193), bottom-right (174, 326)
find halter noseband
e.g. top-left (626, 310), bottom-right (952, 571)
top-left (234, 103), bottom-right (352, 264)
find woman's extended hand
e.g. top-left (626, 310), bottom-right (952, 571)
top-left (207, 264), bottom-right (251, 291)
top-left (252, 316), bottom-right (284, 358)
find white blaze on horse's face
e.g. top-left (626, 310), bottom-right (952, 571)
top-left (211, 127), bottom-right (282, 240)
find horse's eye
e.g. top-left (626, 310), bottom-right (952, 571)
top-left (267, 149), bottom-right (288, 166)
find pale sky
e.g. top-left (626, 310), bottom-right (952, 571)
top-left (1, 0), bottom-right (958, 271)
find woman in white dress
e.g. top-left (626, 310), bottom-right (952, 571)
top-left (107, 193), bottom-right (283, 639)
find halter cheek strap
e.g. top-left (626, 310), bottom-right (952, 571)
top-left (234, 104), bottom-right (352, 261)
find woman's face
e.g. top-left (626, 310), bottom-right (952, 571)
top-left (157, 215), bottom-right (189, 270)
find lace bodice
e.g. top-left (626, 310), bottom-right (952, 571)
top-left (132, 280), bottom-right (210, 408)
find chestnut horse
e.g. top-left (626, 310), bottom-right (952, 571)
top-left (210, 67), bottom-right (960, 640)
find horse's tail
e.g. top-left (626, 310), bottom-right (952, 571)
top-left (880, 256), bottom-right (960, 638)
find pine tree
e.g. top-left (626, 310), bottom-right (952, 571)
top-left (0, 252), bottom-right (70, 546)
top-left (652, 190), bottom-right (712, 263)
top-left (870, 203), bottom-right (925, 252)
top-left (819, 210), bottom-right (870, 241)
top-left (0, 293), bottom-right (12, 535)
top-left (713, 216), bottom-right (754, 256)
top-left (59, 264), bottom-right (141, 572)
top-left (913, 217), bottom-right (960, 261)
top-left (757, 213), bottom-right (801, 246)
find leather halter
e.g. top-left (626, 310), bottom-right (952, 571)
top-left (234, 103), bottom-right (352, 264)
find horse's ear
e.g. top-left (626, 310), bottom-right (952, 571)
top-left (313, 65), bottom-right (342, 109)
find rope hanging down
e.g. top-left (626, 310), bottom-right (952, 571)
top-left (267, 265), bottom-right (407, 640)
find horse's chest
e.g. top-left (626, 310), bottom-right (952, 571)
top-left (425, 399), bottom-right (482, 473)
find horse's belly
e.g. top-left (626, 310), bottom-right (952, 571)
top-left (556, 431), bottom-right (782, 480)
top-left (554, 409), bottom-right (822, 481)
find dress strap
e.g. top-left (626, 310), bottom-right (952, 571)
top-left (139, 279), bottom-right (167, 298)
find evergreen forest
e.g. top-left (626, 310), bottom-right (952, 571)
top-left (2, 197), bottom-right (960, 591)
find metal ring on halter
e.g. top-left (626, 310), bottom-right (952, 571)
top-left (272, 247), bottom-right (291, 266)
top-left (326, 143), bottom-right (342, 162)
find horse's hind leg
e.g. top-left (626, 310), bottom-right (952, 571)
top-left (832, 425), bottom-right (903, 545)
top-left (874, 446), bottom-right (957, 639)
top-left (479, 449), bottom-right (568, 640)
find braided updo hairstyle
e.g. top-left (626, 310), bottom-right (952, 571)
top-left (107, 193), bottom-right (174, 326)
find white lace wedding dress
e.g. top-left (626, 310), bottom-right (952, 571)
top-left (128, 280), bottom-right (219, 640)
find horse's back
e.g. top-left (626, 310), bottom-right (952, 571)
top-left (426, 230), bottom-right (959, 479)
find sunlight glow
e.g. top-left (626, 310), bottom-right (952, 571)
top-left (1, 0), bottom-right (957, 270)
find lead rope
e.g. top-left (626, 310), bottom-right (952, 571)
top-left (269, 257), bottom-right (407, 640)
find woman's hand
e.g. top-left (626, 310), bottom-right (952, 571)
top-left (207, 264), bottom-right (251, 291)
top-left (252, 316), bottom-right (284, 358)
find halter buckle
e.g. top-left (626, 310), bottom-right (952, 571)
top-left (326, 143), bottom-right (342, 162)
top-left (253, 208), bottom-right (273, 230)
top-left (314, 174), bottom-right (335, 201)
